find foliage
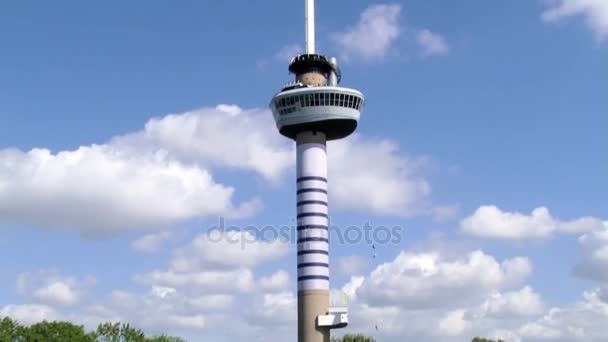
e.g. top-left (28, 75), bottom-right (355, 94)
top-left (0, 318), bottom-right (185, 342)
top-left (471, 338), bottom-right (506, 342)
top-left (0, 318), bottom-right (21, 342)
top-left (10, 321), bottom-right (95, 342)
top-left (331, 334), bottom-right (376, 342)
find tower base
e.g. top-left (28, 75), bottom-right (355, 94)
top-left (298, 290), bottom-right (330, 342)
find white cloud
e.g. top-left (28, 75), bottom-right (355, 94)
top-left (84, 289), bottom-right (213, 333)
top-left (258, 270), bottom-right (290, 292)
top-left (188, 294), bottom-right (234, 311)
top-left (0, 245), bottom-right (571, 342)
top-left (327, 248), bottom-right (549, 342)
top-left (513, 288), bottom-right (608, 341)
top-left (357, 250), bottom-right (531, 309)
top-left (247, 291), bottom-right (296, 327)
top-left (416, 29), bottom-right (450, 56)
top-left (439, 309), bottom-right (469, 336)
top-left (481, 286), bottom-right (545, 317)
top-left (132, 231), bottom-right (178, 253)
top-left (0, 233), bottom-right (288, 335)
top-left (0, 304), bottom-right (59, 325)
top-left (460, 206), bottom-right (604, 240)
top-left (0, 105), bottom-right (301, 235)
top-left (108, 232), bottom-right (292, 337)
top-left (16, 269), bottom-right (93, 306)
top-left (542, 0), bottom-right (608, 40)
top-left (329, 136), bottom-right (431, 216)
top-left (332, 241), bottom-right (608, 342)
top-left (33, 282), bottom-right (79, 307)
top-left (0, 103), bottom-right (436, 236)
top-left (150, 286), bottom-right (177, 299)
top-left (166, 314), bottom-right (206, 329)
top-left (333, 4), bottom-right (402, 61)
top-left (168, 231), bottom-right (289, 272)
top-left (134, 231), bottom-right (289, 295)
top-left (0, 146), bottom-right (254, 235)
top-left (114, 105), bottom-right (293, 182)
top-left (341, 276), bottom-right (365, 301)
top-left (518, 321), bottom-right (562, 340)
top-left (573, 223), bottom-right (608, 282)
top-left (135, 268), bottom-right (257, 294)
top-left (336, 255), bottom-right (369, 276)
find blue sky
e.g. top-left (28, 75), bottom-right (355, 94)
top-left (0, 1), bottom-right (606, 341)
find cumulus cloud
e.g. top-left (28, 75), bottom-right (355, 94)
top-left (542, 0), bottom-right (608, 40)
top-left (131, 231), bottom-right (179, 253)
top-left (0, 304), bottom-right (59, 325)
top-left (82, 289), bottom-right (212, 332)
top-left (247, 291), bottom-right (296, 327)
top-left (573, 223), bottom-right (608, 282)
top-left (168, 231), bottom-right (289, 272)
top-left (329, 136), bottom-right (431, 216)
top-left (40, 234), bottom-right (291, 336)
top-left (127, 232), bottom-right (291, 337)
top-left (3, 245), bottom-right (581, 342)
top-left (356, 250), bottom-right (531, 309)
top-left (0, 102), bottom-right (436, 235)
top-left (439, 309), bottom-right (470, 336)
top-left (0, 105), bottom-right (294, 235)
top-left (258, 270), bottom-right (290, 292)
top-left (325, 248), bottom-right (553, 342)
top-left (0, 146), bottom-right (255, 235)
top-left (513, 287), bottom-right (608, 341)
top-left (1, 232), bottom-right (293, 337)
top-left (480, 286), bottom-right (545, 318)
top-left (329, 245), bottom-right (608, 341)
top-left (16, 269), bottom-right (94, 306)
top-left (460, 206), bottom-right (604, 240)
top-left (113, 105), bottom-right (293, 182)
top-left (417, 29), bottom-right (450, 56)
top-left (134, 231), bottom-right (289, 294)
top-left (333, 4), bottom-right (402, 61)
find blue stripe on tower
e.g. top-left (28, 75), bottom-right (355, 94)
top-left (296, 141), bottom-right (330, 291)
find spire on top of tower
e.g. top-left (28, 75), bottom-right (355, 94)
top-left (305, 0), bottom-right (316, 54)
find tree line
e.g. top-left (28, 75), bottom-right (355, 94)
top-left (0, 318), bottom-right (507, 342)
top-left (0, 318), bottom-right (184, 342)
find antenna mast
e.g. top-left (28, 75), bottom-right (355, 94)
top-left (305, 0), bottom-right (315, 54)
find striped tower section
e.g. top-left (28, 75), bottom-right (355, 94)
top-left (296, 131), bottom-right (330, 342)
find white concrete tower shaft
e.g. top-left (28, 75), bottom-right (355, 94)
top-left (269, 1), bottom-right (360, 340)
top-left (296, 130), bottom-right (330, 342)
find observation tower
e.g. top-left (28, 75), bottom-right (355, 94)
top-left (269, 1), bottom-right (365, 341)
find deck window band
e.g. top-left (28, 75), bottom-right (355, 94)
top-left (297, 176), bottom-right (328, 183)
top-left (297, 200), bottom-right (328, 207)
top-left (297, 237), bottom-right (329, 243)
top-left (296, 188), bottom-right (327, 195)
top-left (298, 275), bottom-right (330, 281)
top-left (297, 250), bottom-right (329, 256)
top-left (297, 224), bottom-right (328, 231)
top-left (297, 262), bottom-right (329, 269)
top-left (297, 212), bottom-right (328, 219)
